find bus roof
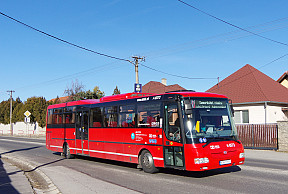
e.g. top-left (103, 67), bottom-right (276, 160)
top-left (48, 99), bottom-right (100, 109)
top-left (48, 92), bottom-right (228, 109)
top-left (100, 93), bottom-right (156, 102)
top-left (165, 91), bottom-right (228, 99)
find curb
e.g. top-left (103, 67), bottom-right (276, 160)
top-left (1, 155), bottom-right (61, 194)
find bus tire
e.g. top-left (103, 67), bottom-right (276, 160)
top-left (63, 144), bottom-right (74, 159)
top-left (140, 150), bottom-right (159, 173)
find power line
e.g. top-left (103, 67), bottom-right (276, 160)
top-left (143, 17), bottom-right (288, 59)
top-left (1, 9), bottom-right (285, 91)
top-left (14, 61), bottom-right (121, 91)
top-left (139, 63), bottom-right (217, 80)
top-left (209, 52), bottom-right (288, 91)
top-left (0, 11), bottom-right (129, 62)
top-left (177, 0), bottom-right (288, 47)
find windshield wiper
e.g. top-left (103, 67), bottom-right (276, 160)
top-left (202, 136), bottom-right (240, 148)
top-left (216, 136), bottom-right (241, 144)
top-left (202, 137), bottom-right (219, 148)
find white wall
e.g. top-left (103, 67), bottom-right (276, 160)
top-left (267, 106), bottom-right (288, 122)
top-left (233, 104), bottom-right (288, 124)
top-left (0, 122), bottom-right (46, 136)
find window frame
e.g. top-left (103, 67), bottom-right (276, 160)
top-left (234, 110), bottom-right (249, 124)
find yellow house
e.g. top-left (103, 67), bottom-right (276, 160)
top-left (277, 71), bottom-right (288, 88)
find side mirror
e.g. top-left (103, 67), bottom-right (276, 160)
top-left (184, 100), bottom-right (192, 115)
top-left (229, 99), bottom-right (234, 116)
top-left (230, 105), bottom-right (235, 116)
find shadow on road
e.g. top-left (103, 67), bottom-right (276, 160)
top-left (24, 158), bottom-right (66, 173)
top-left (0, 159), bottom-right (21, 193)
top-left (159, 165), bottom-right (241, 178)
top-left (0, 146), bottom-right (65, 173)
top-left (0, 146), bottom-right (42, 156)
top-left (58, 152), bottom-right (241, 178)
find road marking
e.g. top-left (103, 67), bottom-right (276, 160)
top-left (0, 138), bottom-right (45, 146)
top-left (0, 138), bottom-right (165, 161)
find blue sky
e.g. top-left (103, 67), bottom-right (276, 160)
top-left (1, 0), bottom-right (287, 102)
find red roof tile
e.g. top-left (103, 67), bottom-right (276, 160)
top-left (206, 64), bottom-right (288, 103)
top-left (48, 96), bottom-right (70, 103)
top-left (142, 81), bottom-right (186, 94)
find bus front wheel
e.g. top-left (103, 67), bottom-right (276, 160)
top-left (140, 150), bottom-right (159, 173)
top-left (63, 144), bottom-right (74, 159)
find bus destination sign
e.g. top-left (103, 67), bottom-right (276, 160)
top-left (192, 100), bottom-right (226, 109)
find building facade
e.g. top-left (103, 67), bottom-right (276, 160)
top-left (206, 64), bottom-right (288, 124)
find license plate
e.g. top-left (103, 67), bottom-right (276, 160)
top-left (219, 159), bottom-right (231, 165)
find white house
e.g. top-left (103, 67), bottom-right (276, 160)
top-left (207, 64), bottom-right (288, 124)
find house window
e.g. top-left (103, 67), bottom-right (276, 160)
top-left (234, 110), bottom-right (249, 124)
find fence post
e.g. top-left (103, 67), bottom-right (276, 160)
top-left (252, 124), bottom-right (254, 148)
top-left (276, 124), bottom-right (279, 150)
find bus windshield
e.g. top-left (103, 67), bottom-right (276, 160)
top-left (184, 98), bottom-right (237, 143)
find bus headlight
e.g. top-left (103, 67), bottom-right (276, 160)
top-left (194, 157), bottom-right (209, 164)
top-left (239, 153), bottom-right (245, 158)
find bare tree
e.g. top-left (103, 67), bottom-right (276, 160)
top-left (64, 79), bottom-right (85, 101)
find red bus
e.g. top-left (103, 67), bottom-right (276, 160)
top-left (46, 91), bottom-right (245, 173)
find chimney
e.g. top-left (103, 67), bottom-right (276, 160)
top-left (161, 78), bottom-right (167, 86)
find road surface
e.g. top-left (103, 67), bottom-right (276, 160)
top-left (0, 136), bottom-right (287, 193)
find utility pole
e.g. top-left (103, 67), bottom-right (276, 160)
top-left (7, 90), bottom-right (15, 136)
top-left (131, 56), bottom-right (145, 84)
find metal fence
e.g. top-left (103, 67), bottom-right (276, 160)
top-left (236, 123), bottom-right (278, 150)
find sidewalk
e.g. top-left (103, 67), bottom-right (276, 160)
top-left (0, 157), bottom-right (33, 194)
top-left (0, 153), bottom-right (140, 194)
top-left (244, 149), bottom-right (288, 162)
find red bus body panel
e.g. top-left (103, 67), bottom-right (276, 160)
top-left (184, 141), bottom-right (245, 171)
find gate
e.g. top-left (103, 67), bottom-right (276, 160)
top-left (236, 123), bottom-right (278, 150)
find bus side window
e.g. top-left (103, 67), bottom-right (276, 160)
top-left (52, 108), bottom-right (63, 124)
top-left (63, 106), bottom-right (75, 124)
top-left (103, 106), bottom-right (118, 127)
top-left (137, 103), bottom-right (160, 128)
top-left (119, 105), bottom-right (136, 127)
top-left (47, 109), bottom-right (53, 125)
top-left (90, 107), bottom-right (103, 127)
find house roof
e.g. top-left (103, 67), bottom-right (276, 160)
top-left (48, 96), bottom-right (70, 103)
top-left (142, 81), bottom-right (186, 94)
top-left (206, 64), bottom-right (288, 104)
top-left (277, 71), bottom-right (288, 83)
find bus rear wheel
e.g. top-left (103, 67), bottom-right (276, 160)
top-left (140, 150), bottom-right (159, 173)
top-left (63, 144), bottom-right (74, 159)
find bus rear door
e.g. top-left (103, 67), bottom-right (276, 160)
top-left (75, 109), bottom-right (89, 155)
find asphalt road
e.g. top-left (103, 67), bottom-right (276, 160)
top-left (0, 136), bottom-right (287, 194)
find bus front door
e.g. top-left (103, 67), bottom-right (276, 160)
top-left (163, 103), bottom-right (185, 168)
top-left (76, 110), bottom-right (89, 155)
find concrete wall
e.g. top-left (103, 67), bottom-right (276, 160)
top-left (0, 122), bottom-right (46, 136)
top-left (277, 121), bottom-right (288, 152)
